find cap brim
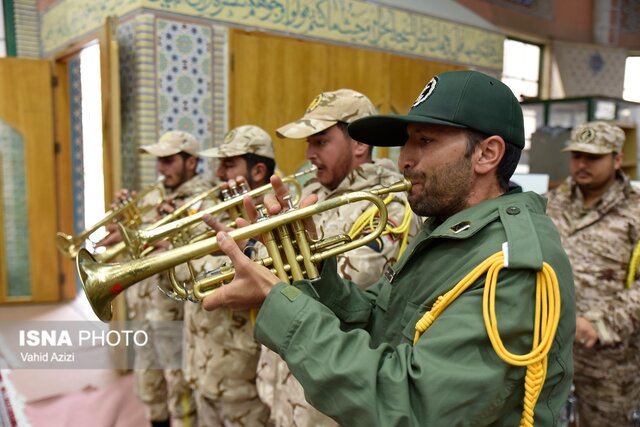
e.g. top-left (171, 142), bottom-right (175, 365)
top-left (276, 118), bottom-right (337, 139)
top-left (138, 146), bottom-right (181, 157)
top-left (198, 147), bottom-right (223, 158)
top-left (562, 143), bottom-right (613, 155)
top-left (348, 114), bottom-right (469, 146)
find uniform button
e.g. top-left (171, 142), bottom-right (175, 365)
top-left (506, 206), bottom-right (520, 215)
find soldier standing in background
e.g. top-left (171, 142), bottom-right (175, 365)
top-left (547, 121), bottom-right (640, 427)
top-left (257, 89), bottom-right (421, 427)
top-left (98, 131), bottom-right (209, 427)
top-left (184, 125), bottom-right (274, 426)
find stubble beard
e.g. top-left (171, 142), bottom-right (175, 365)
top-left (407, 157), bottom-right (473, 219)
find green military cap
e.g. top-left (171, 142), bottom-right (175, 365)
top-left (348, 70), bottom-right (525, 149)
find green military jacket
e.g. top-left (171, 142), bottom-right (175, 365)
top-left (255, 188), bottom-right (575, 427)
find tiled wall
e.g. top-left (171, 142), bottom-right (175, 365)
top-left (41, 0), bottom-right (504, 71)
top-left (116, 13), bottom-right (227, 188)
top-left (553, 40), bottom-right (627, 98)
top-left (0, 122), bottom-right (31, 297)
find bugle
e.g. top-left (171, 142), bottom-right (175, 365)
top-left (77, 179), bottom-right (410, 322)
top-left (119, 166), bottom-right (315, 259)
top-left (55, 179), bottom-right (165, 259)
top-left (93, 182), bottom-right (225, 263)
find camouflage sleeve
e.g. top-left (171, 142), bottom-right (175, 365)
top-left (335, 199), bottom-right (414, 289)
top-left (587, 277), bottom-right (640, 346)
top-left (586, 237), bottom-right (640, 346)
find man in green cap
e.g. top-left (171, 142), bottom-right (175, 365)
top-left (201, 70), bottom-right (576, 426)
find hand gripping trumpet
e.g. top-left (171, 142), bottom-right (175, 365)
top-left (55, 179), bottom-right (165, 259)
top-left (77, 179), bottom-right (411, 322)
top-left (119, 166), bottom-right (315, 259)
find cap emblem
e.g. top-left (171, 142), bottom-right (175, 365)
top-left (577, 127), bottom-right (596, 144)
top-left (223, 129), bottom-right (237, 145)
top-left (412, 76), bottom-right (438, 107)
top-left (306, 94), bottom-right (323, 113)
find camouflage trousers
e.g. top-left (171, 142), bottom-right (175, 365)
top-left (257, 347), bottom-right (338, 427)
top-left (574, 377), bottom-right (640, 427)
top-left (194, 391), bottom-right (270, 427)
top-left (134, 320), bottom-right (197, 425)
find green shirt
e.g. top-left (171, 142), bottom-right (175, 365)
top-left (255, 189), bottom-right (575, 427)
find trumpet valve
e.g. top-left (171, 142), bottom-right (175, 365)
top-left (283, 195), bottom-right (294, 211)
top-left (238, 182), bottom-right (250, 194)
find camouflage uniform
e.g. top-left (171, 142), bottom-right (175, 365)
top-left (129, 173), bottom-right (211, 427)
top-left (184, 125), bottom-right (275, 426)
top-left (257, 159), bottom-right (422, 427)
top-left (129, 131), bottom-right (211, 426)
top-left (547, 121), bottom-right (640, 427)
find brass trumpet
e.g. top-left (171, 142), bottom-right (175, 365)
top-left (119, 166), bottom-right (315, 259)
top-left (55, 179), bottom-right (165, 259)
top-left (93, 182), bottom-right (224, 263)
top-left (77, 179), bottom-right (410, 322)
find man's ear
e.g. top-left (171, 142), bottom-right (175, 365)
top-left (352, 140), bottom-right (370, 158)
top-left (613, 152), bottom-right (623, 170)
top-left (186, 155), bottom-right (198, 173)
top-left (250, 162), bottom-right (268, 183)
top-left (473, 135), bottom-right (505, 176)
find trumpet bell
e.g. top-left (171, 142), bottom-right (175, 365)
top-left (56, 232), bottom-right (80, 258)
top-left (77, 249), bottom-right (120, 322)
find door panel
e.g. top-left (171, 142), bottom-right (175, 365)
top-left (0, 58), bottom-right (60, 303)
top-left (230, 29), bottom-right (465, 174)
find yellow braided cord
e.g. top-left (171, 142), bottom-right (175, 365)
top-left (413, 251), bottom-right (561, 427)
top-left (250, 308), bottom-right (258, 325)
top-left (626, 240), bottom-right (640, 289)
top-left (180, 391), bottom-right (192, 427)
top-left (348, 196), bottom-right (414, 258)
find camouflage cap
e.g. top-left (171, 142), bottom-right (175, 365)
top-left (564, 121), bottom-right (625, 154)
top-left (276, 89), bottom-right (377, 139)
top-left (139, 131), bottom-right (200, 157)
top-left (199, 125), bottom-right (275, 159)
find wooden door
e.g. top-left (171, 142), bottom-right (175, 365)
top-left (229, 29), bottom-right (465, 174)
top-left (0, 58), bottom-right (60, 303)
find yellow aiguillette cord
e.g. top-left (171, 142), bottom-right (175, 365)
top-left (413, 251), bottom-right (561, 427)
top-left (348, 195), bottom-right (414, 258)
top-left (626, 240), bottom-right (640, 289)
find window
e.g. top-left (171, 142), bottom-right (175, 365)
top-left (623, 56), bottom-right (640, 102)
top-left (502, 38), bottom-right (543, 174)
top-left (79, 44), bottom-right (106, 247)
top-left (502, 38), bottom-right (542, 101)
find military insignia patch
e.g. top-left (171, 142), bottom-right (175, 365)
top-left (306, 94), bottom-right (323, 113)
top-left (365, 237), bottom-right (385, 253)
top-left (577, 127), bottom-right (596, 144)
top-left (412, 76), bottom-right (438, 107)
top-left (223, 129), bottom-right (236, 144)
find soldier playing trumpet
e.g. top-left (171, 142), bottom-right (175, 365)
top-left (97, 130), bottom-right (208, 427)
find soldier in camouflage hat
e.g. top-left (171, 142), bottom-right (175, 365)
top-left (96, 130), bottom-right (211, 427)
top-left (183, 124), bottom-right (274, 426)
top-left (251, 89), bottom-right (421, 427)
top-left (548, 121), bottom-right (640, 426)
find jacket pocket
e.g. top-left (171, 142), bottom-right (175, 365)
top-left (401, 301), bottom-right (430, 343)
